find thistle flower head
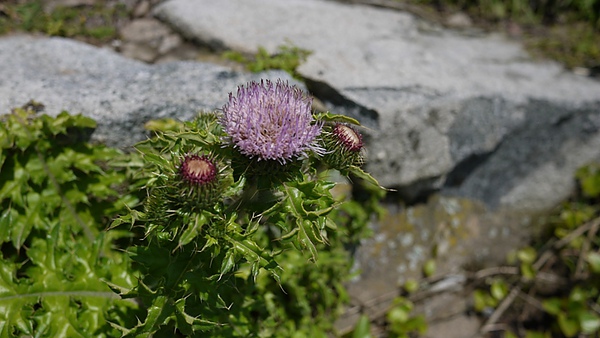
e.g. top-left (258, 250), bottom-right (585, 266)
top-left (221, 80), bottom-right (323, 163)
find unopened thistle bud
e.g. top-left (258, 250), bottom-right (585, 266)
top-left (180, 154), bottom-right (217, 186)
top-left (178, 154), bottom-right (223, 208)
top-left (320, 123), bottom-right (365, 170)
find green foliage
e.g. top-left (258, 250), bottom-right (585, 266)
top-left (223, 44), bottom-right (312, 78)
top-left (413, 0), bottom-right (600, 27)
top-left (385, 297), bottom-right (428, 338)
top-left (351, 315), bottom-right (372, 338)
top-left (576, 163), bottom-right (600, 199)
top-left (404, 0), bottom-right (600, 68)
top-left (0, 104), bottom-right (141, 337)
top-left (526, 23), bottom-right (600, 69)
top-left (0, 0), bottom-right (126, 41)
top-left (0, 97), bottom-right (383, 336)
top-left (472, 162), bottom-right (600, 337)
top-left (542, 287), bottom-right (600, 337)
top-left (344, 296), bottom-right (427, 338)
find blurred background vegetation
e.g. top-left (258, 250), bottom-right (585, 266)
top-left (400, 0), bottom-right (600, 69)
top-left (0, 0), bottom-right (598, 70)
top-left (0, 0), bottom-right (127, 43)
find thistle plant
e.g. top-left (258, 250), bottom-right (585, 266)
top-left (111, 80), bottom-right (383, 336)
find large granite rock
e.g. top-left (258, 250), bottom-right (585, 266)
top-left (155, 0), bottom-right (600, 212)
top-left (0, 35), bottom-right (299, 148)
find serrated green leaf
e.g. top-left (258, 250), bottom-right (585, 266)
top-left (225, 234), bottom-right (281, 283)
top-left (144, 118), bottom-right (184, 132)
top-left (0, 208), bottom-right (15, 244)
top-left (60, 112), bottom-right (96, 130)
top-left (314, 111), bottom-right (361, 125)
top-left (11, 193), bottom-right (42, 249)
top-left (45, 154), bottom-right (77, 184)
top-left (349, 165), bottom-right (390, 191)
top-left (0, 123), bottom-right (10, 149)
top-left (140, 151), bottom-right (170, 169)
top-left (174, 298), bottom-right (219, 332)
top-left (122, 295), bottom-right (173, 337)
top-left (178, 212), bottom-right (208, 248)
top-left (23, 154), bottom-right (45, 186)
top-left (0, 163), bottom-right (27, 206)
top-left (297, 218), bottom-right (319, 261)
top-left (219, 249), bottom-right (237, 279)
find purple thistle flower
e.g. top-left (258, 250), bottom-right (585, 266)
top-left (221, 80), bottom-right (323, 163)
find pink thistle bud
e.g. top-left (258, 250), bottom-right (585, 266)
top-left (332, 123), bottom-right (363, 152)
top-left (180, 154), bottom-right (217, 185)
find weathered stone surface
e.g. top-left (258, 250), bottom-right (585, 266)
top-left (155, 0), bottom-right (600, 212)
top-left (0, 35), bottom-right (300, 148)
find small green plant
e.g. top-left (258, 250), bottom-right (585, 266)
top-left (472, 162), bottom-right (600, 337)
top-left (0, 0), bottom-right (127, 42)
top-left (346, 282), bottom-right (428, 338)
top-left (385, 297), bottom-right (428, 338)
top-left (0, 102), bottom-right (141, 336)
top-left (223, 44), bottom-right (312, 78)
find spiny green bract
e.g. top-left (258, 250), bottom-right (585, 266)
top-left (0, 104), bottom-right (141, 337)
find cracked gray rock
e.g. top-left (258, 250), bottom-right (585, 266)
top-left (0, 35), bottom-right (302, 148)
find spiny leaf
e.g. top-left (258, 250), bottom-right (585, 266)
top-left (177, 212), bottom-right (208, 248)
top-left (173, 297), bottom-right (220, 332)
top-left (297, 218), bottom-right (319, 261)
top-left (225, 234), bottom-right (282, 283)
top-left (314, 111), bottom-right (361, 126)
top-left (349, 165), bottom-right (391, 191)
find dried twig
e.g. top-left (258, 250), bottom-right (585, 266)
top-left (472, 266), bottom-right (519, 280)
top-left (518, 290), bottom-right (545, 312)
top-left (553, 216), bottom-right (600, 250)
top-left (575, 218), bottom-right (599, 279)
top-left (480, 286), bottom-right (521, 334)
